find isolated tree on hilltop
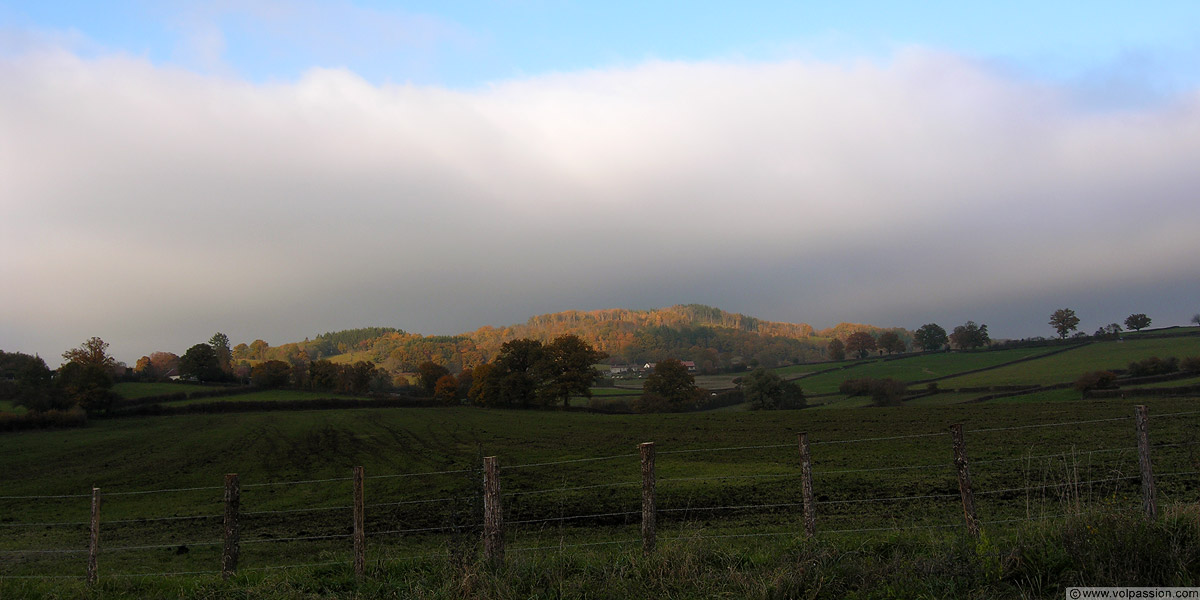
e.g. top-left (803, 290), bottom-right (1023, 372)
top-left (1193, 314), bottom-right (1200, 327)
top-left (913, 323), bottom-right (948, 351)
top-left (62, 337), bottom-right (118, 370)
top-left (844, 332), bottom-right (877, 359)
top-left (1124, 313), bottom-right (1151, 332)
top-left (949, 321), bottom-right (989, 350)
top-left (1049, 308), bottom-right (1080, 339)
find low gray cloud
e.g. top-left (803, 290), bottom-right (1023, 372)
top-left (2, 47), bottom-right (1198, 363)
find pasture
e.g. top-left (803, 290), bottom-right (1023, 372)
top-left (3, 331), bottom-right (1200, 597)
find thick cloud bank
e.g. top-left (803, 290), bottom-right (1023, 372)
top-left (3, 48), bottom-right (1199, 362)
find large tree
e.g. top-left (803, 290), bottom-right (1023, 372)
top-left (468, 336), bottom-right (604, 408)
top-left (416, 361), bottom-right (451, 396)
top-left (249, 339), bottom-right (270, 361)
top-left (826, 338), bottom-right (845, 361)
top-left (844, 332), bottom-right (877, 359)
top-left (877, 331), bottom-right (906, 354)
top-left (639, 358), bottom-right (700, 412)
top-left (209, 332), bottom-right (232, 374)
top-left (62, 337), bottom-right (118, 371)
top-left (540, 334), bottom-right (607, 408)
top-left (1049, 308), bottom-right (1080, 339)
top-left (58, 337), bottom-right (119, 413)
top-left (913, 323), bottom-right (948, 352)
top-left (1124, 313), bottom-right (1152, 332)
top-left (949, 321), bottom-right (989, 350)
top-left (471, 339), bottom-right (545, 407)
top-left (180, 343), bottom-right (223, 381)
top-left (742, 368), bottom-right (804, 410)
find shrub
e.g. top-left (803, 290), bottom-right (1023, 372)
top-left (1181, 356), bottom-right (1200, 373)
top-left (840, 377), bottom-right (907, 406)
top-left (1128, 356), bottom-right (1179, 377)
top-left (1074, 371), bottom-right (1118, 393)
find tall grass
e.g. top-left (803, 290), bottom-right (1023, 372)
top-left (6, 506), bottom-right (1195, 599)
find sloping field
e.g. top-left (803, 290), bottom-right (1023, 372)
top-left (939, 336), bottom-right (1199, 388)
top-left (793, 346), bottom-right (1059, 395)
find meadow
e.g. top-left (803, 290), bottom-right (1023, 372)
top-left (3, 331), bottom-right (1199, 597)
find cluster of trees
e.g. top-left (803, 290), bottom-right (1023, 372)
top-left (1051, 309), bottom-right (1164, 340)
top-left (0, 337), bottom-right (123, 415)
top-left (826, 330), bottom-right (909, 360)
top-left (468, 335), bottom-right (607, 408)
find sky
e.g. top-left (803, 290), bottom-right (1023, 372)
top-left (2, 1), bottom-right (1200, 365)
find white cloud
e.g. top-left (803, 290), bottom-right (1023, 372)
top-left (2, 46), bottom-right (1199, 362)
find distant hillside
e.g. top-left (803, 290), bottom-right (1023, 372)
top-left (247, 305), bottom-right (909, 376)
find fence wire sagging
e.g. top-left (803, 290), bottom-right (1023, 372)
top-left (2, 405), bottom-right (1197, 583)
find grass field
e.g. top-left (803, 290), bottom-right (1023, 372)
top-left (787, 346), bottom-right (1063, 395)
top-left (112, 382), bottom-right (216, 399)
top-left (163, 389), bottom-right (360, 406)
top-left (940, 337), bottom-right (1200, 388)
top-left (5, 334), bottom-right (1200, 596)
top-left (0, 399), bottom-right (26, 414)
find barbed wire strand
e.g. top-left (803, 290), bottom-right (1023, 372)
top-left (242, 476), bottom-right (354, 489)
top-left (818, 492), bottom-right (960, 506)
top-left (657, 443), bottom-right (794, 456)
top-left (241, 533), bottom-right (352, 545)
top-left (659, 473), bottom-right (800, 484)
top-left (370, 525), bottom-right (477, 537)
top-left (506, 453), bottom-right (639, 470)
top-left (660, 501), bottom-right (803, 513)
top-left (243, 505), bottom-right (350, 516)
top-left (509, 538), bottom-right (638, 553)
top-left (973, 446), bottom-right (1136, 465)
top-left (968, 415), bottom-right (1131, 434)
top-left (366, 467), bottom-right (475, 480)
top-left (367, 495), bottom-right (474, 509)
top-left (504, 481), bottom-right (639, 497)
top-left (509, 510), bottom-right (640, 526)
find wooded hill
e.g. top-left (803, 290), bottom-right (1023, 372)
top-left (247, 305), bottom-right (908, 376)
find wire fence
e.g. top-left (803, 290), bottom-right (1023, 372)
top-left (2, 406), bottom-right (1197, 584)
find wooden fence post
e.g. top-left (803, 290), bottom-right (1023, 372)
top-left (353, 466), bottom-right (366, 579)
top-left (950, 424), bottom-right (979, 538)
top-left (482, 457), bottom-right (504, 563)
top-left (222, 474), bottom-right (240, 579)
top-left (1135, 405), bottom-right (1157, 520)
top-left (798, 433), bottom-right (816, 537)
top-left (640, 442), bottom-right (656, 555)
top-left (87, 487), bottom-right (100, 585)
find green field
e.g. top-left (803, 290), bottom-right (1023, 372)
top-left (163, 389), bottom-right (360, 406)
top-left (940, 337), bottom-right (1200, 388)
top-left (112, 382), bottom-right (215, 399)
top-left (5, 335), bottom-right (1200, 596)
top-left (787, 346), bottom-right (1061, 395)
top-left (0, 399), bottom-right (25, 414)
